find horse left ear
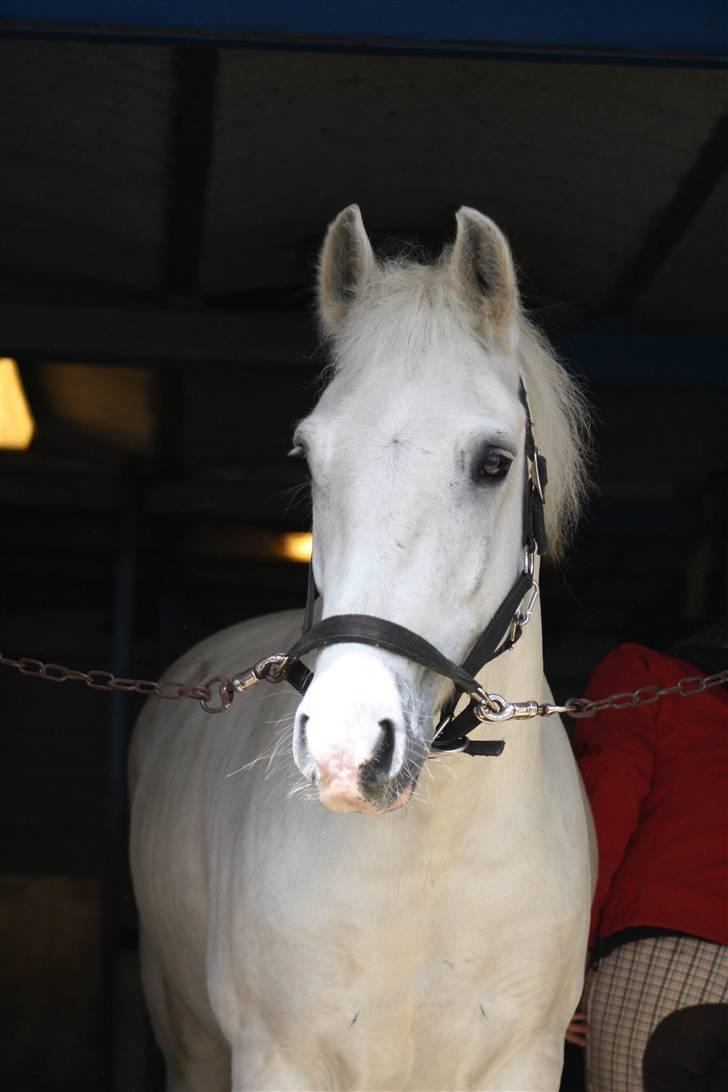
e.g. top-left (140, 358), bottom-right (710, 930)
top-left (318, 204), bottom-right (377, 336)
top-left (450, 207), bottom-right (519, 345)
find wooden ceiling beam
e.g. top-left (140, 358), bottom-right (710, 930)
top-left (0, 303), bottom-right (316, 364)
top-left (602, 113), bottom-right (728, 317)
top-left (163, 46), bottom-right (219, 301)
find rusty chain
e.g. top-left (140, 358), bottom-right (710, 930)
top-left (562, 670), bottom-right (728, 718)
top-left (0, 652), bottom-right (234, 713)
top-left (1, 650), bottom-right (726, 721)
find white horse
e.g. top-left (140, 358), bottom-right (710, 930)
top-left (130, 205), bottom-right (596, 1092)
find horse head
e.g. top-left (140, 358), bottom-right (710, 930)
top-left (290, 205), bottom-right (586, 814)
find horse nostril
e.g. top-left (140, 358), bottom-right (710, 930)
top-left (378, 719), bottom-right (396, 763)
top-left (360, 718), bottom-right (396, 786)
top-left (293, 712), bottom-right (315, 780)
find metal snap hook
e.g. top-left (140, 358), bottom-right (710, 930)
top-left (515, 580), bottom-right (540, 627)
top-left (230, 653), bottom-right (290, 695)
top-left (254, 653), bottom-right (290, 683)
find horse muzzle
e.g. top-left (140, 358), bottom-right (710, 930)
top-left (292, 650), bottom-right (425, 814)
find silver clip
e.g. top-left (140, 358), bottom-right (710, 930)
top-left (473, 692), bottom-right (543, 722)
top-left (231, 667), bottom-right (262, 693)
top-left (531, 447), bottom-right (546, 502)
top-left (515, 580), bottom-right (540, 627)
top-left (232, 653), bottom-right (290, 692)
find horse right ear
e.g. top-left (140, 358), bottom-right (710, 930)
top-left (450, 207), bottom-right (519, 347)
top-left (318, 205), bottom-right (376, 336)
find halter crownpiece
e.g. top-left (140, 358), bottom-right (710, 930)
top-left (269, 378), bottom-right (549, 758)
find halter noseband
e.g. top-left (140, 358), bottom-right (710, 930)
top-left (281, 381), bottom-right (548, 758)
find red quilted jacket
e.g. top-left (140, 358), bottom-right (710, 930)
top-left (572, 643), bottom-right (728, 949)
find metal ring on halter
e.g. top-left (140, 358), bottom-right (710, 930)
top-left (428, 738), bottom-right (471, 757)
top-left (473, 692), bottom-right (515, 723)
top-left (200, 677), bottom-right (235, 714)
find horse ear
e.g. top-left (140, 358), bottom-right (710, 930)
top-left (318, 204), bottom-right (376, 335)
top-left (450, 207), bottom-right (519, 345)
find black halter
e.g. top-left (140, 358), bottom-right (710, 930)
top-left (282, 381), bottom-right (549, 758)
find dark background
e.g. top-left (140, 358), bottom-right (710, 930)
top-left (0, 8), bottom-right (726, 1091)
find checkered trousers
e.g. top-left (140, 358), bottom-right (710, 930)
top-left (585, 935), bottom-right (728, 1092)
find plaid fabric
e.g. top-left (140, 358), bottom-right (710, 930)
top-left (585, 935), bottom-right (728, 1092)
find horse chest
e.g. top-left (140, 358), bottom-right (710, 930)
top-left (220, 876), bottom-right (535, 1091)
top-left (217, 805), bottom-right (541, 1067)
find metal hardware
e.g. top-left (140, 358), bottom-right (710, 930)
top-left (0, 651), bottom-right (215, 703)
top-left (429, 709), bottom-right (473, 754)
top-left (473, 692), bottom-right (543, 722)
top-left (428, 738), bottom-right (471, 756)
top-left (562, 670), bottom-right (728, 719)
top-left (531, 447), bottom-right (546, 502)
top-left (253, 653), bottom-right (290, 683)
top-left (199, 677), bottom-right (235, 715)
top-left (1, 651), bottom-right (726, 728)
top-left (231, 667), bottom-right (263, 694)
top-left (515, 580), bottom-right (540, 627)
top-left (231, 654), bottom-right (289, 693)
top-left (230, 653), bottom-right (289, 697)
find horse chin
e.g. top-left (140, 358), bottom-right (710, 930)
top-left (384, 780), bottom-right (416, 812)
top-left (317, 778), bottom-right (417, 815)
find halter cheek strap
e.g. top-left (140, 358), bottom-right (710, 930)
top-left (283, 380), bottom-right (548, 758)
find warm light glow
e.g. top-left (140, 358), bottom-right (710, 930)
top-left (279, 531), bottom-right (313, 564)
top-left (184, 527), bottom-right (313, 563)
top-left (0, 358), bottom-right (35, 450)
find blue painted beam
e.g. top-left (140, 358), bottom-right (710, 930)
top-left (1, 1), bottom-right (726, 63)
top-left (0, 301), bottom-right (725, 382)
top-left (552, 332), bottom-right (728, 386)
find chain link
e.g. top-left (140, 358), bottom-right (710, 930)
top-left (0, 651), bottom-right (230, 710)
top-left (561, 669), bottom-right (728, 719)
top-left (1, 651), bottom-right (726, 721)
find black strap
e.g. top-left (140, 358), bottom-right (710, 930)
top-left (520, 380), bottom-right (549, 557)
top-left (288, 614), bottom-right (483, 695)
top-left (302, 562), bottom-right (317, 635)
top-left (458, 738), bottom-right (506, 757)
top-left (428, 569), bottom-right (534, 753)
top-left (460, 569), bottom-right (533, 678)
top-left (284, 567), bottom-right (533, 757)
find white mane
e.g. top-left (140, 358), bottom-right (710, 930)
top-left (516, 314), bottom-right (592, 558)
top-left (319, 254), bottom-right (592, 559)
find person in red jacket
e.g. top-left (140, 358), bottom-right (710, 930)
top-left (567, 637), bottom-right (728, 1092)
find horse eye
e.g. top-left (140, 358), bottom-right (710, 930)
top-left (476, 450), bottom-right (512, 482)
